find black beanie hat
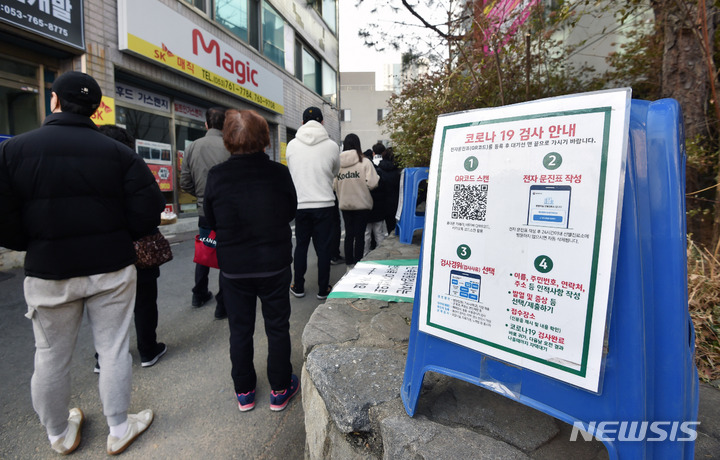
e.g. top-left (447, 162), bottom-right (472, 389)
top-left (303, 106), bottom-right (323, 124)
top-left (52, 71), bottom-right (102, 109)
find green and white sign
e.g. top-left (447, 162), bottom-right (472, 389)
top-left (329, 259), bottom-right (419, 302)
top-left (418, 89), bottom-right (631, 392)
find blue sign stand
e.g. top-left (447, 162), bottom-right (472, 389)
top-left (402, 99), bottom-right (698, 459)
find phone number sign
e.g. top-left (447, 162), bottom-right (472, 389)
top-left (418, 89), bottom-right (631, 392)
top-left (0, 0), bottom-right (84, 50)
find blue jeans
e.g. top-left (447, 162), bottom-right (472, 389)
top-left (292, 207), bottom-right (333, 293)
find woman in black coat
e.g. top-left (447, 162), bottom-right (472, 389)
top-left (378, 147), bottom-right (402, 235)
top-left (204, 109), bottom-right (299, 412)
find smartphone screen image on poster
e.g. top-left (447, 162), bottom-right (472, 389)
top-left (526, 185), bottom-right (572, 228)
top-left (449, 270), bottom-right (481, 301)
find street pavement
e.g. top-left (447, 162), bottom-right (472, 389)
top-left (0, 228), bottom-right (348, 459)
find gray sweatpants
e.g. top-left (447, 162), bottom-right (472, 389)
top-left (24, 265), bottom-right (137, 436)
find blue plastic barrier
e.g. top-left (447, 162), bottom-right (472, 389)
top-left (401, 99), bottom-right (698, 459)
top-left (396, 167), bottom-right (430, 244)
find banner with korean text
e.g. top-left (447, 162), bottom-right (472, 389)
top-left (117, 0), bottom-right (284, 114)
top-left (0, 0), bottom-right (84, 50)
top-left (328, 260), bottom-right (419, 302)
top-left (418, 89), bottom-right (631, 392)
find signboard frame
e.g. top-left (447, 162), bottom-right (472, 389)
top-left (0, 0), bottom-right (85, 50)
top-left (117, 0), bottom-right (284, 114)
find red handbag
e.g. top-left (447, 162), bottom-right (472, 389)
top-left (193, 230), bottom-right (219, 269)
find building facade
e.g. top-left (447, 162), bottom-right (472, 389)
top-left (0, 0), bottom-right (340, 215)
top-left (339, 71), bottom-right (393, 152)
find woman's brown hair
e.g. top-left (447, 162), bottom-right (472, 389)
top-left (223, 109), bottom-right (270, 154)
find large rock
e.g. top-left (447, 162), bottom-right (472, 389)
top-left (380, 415), bottom-right (531, 460)
top-left (305, 345), bottom-right (406, 433)
top-left (302, 303), bottom-right (361, 356)
top-left (302, 301), bottom-right (412, 357)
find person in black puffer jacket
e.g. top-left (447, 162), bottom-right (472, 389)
top-left (0, 71), bottom-right (164, 455)
top-left (97, 124), bottom-right (168, 371)
top-left (364, 143), bottom-right (388, 253)
top-left (378, 147), bottom-right (402, 236)
top-left (204, 109), bottom-right (300, 412)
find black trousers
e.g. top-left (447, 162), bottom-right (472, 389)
top-left (221, 266), bottom-right (293, 394)
top-left (342, 209), bottom-right (370, 265)
top-left (331, 196), bottom-right (342, 259)
top-left (292, 207), bottom-right (333, 292)
top-left (134, 267), bottom-right (159, 359)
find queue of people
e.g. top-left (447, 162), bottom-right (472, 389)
top-left (0, 69), bottom-right (401, 456)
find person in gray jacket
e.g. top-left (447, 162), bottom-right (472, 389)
top-left (180, 107), bottom-right (230, 317)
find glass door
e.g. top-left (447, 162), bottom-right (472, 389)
top-left (0, 57), bottom-right (41, 137)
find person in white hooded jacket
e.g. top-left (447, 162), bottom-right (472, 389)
top-left (286, 106), bottom-right (340, 300)
top-left (333, 133), bottom-right (380, 269)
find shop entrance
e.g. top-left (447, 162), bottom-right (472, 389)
top-left (0, 58), bottom-right (42, 137)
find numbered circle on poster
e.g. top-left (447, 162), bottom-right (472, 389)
top-left (457, 244), bottom-right (472, 260)
top-left (464, 156), bottom-right (479, 172)
top-left (534, 255), bottom-right (554, 273)
top-left (543, 152), bottom-right (563, 170)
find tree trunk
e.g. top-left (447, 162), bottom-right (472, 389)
top-left (661, 1), bottom-right (709, 140)
top-left (659, 0), bottom-right (717, 247)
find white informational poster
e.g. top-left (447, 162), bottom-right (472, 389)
top-left (418, 89), bottom-right (631, 392)
top-left (328, 260), bottom-right (418, 303)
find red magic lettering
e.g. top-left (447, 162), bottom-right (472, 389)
top-left (192, 29), bottom-right (259, 87)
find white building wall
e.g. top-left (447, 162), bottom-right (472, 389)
top-left (340, 72), bottom-right (393, 151)
top-left (83, 0), bottom-right (340, 143)
top-left (549, 0), bottom-right (654, 74)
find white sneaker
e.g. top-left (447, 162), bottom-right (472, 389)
top-left (106, 409), bottom-right (154, 455)
top-left (51, 408), bottom-right (84, 454)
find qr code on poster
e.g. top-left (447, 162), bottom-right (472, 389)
top-left (451, 184), bottom-right (488, 221)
